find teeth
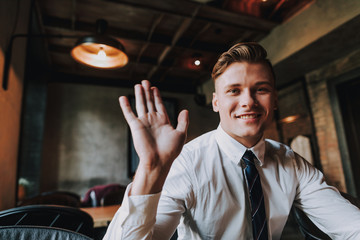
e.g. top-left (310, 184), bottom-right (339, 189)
top-left (238, 114), bottom-right (257, 119)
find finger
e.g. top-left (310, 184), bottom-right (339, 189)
top-left (119, 96), bottom-right (137, 124)
top-left (135, 84), bottom-right (147, 117)
top-left (176, 110), bottom-right (189, 134)
top-left (142, 80), bottom-right (156, 113)
top-left (153, 86), bottom-right (167, 115)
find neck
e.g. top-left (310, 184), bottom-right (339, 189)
top-left (228, 132), bottom-right (263, 148)
top-left (237, 136), bottom-right (262, 148)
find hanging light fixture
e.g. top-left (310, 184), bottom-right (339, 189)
top-left (71, 19), bottom-right (128, 69)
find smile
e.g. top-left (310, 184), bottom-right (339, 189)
top-left (237, 114), bottom-right (260, 119)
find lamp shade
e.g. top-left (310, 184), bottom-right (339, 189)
top-left (71, 30), bottom-right (128, 69)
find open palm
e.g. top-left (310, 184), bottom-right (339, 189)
top-left (119, 80), bottom-right (189, 194)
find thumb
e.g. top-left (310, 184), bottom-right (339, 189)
top-left (176, 109), bottom-right (189, 134)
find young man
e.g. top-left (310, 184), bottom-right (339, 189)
top-left (104, 43), bottom-right (360, 239)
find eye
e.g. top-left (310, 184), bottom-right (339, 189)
top-left (227, 88), bottom-right (240, 95)
top-left (256, 87), bottom-right (271, 94)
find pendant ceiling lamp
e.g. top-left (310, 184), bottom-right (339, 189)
top-left (71, 19), bottom-right (128, 69)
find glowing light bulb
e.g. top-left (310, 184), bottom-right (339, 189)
top-left (194, 59), bottom-right (201, 66)
top-left (97, 47), bottom-right (107, 60)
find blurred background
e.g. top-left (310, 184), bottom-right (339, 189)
top-left (1, 0), bottom-right (360, 215)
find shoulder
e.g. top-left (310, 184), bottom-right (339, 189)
top-left (264, 139), bottom-right (301, 167)
top-left (173, 130), bottom-right (219, 171)
top-left (264, 138), bottom-right (313, 172)
top-left (182, 130), bottom-right (217, 154)
top-left (265, 139), bottom-right (294, 157)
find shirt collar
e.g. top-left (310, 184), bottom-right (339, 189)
top-left (215, 125), bottom-right (266, 166)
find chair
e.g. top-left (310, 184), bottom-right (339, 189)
top-left (0, 225), bottom-right (92, 240)
top-left (82, 183), bottom-right (126, 207)
top-left (102, 187), bottom-right (126, 206)
top-left (292, 207), bottom-right (331, 240)
top-left (0, 205), bottom-right (94, 238)
top-left (292, 191), bottom-right (360, 240)
top-left (18, 191), bottom-right (81, 207)
top-left (340, 191), bottom-right (360, 208)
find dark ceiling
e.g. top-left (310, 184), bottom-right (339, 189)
top-left (35, 0), bottom-right (313, 93)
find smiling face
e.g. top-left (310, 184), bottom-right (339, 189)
top-left (212, 62), bottom-right (277, 147)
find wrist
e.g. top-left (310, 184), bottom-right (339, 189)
top-left (130, 162), bottom-right (171, 196)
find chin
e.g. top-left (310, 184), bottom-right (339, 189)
top-left (238, 129), bottom-right (263, 140)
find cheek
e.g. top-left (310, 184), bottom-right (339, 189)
top-left (259, 96), bottom-right (275, 111)
top-left (222, 101), bottom-right (238, 112)
top-left (217, 102), bottom-right (235, 118)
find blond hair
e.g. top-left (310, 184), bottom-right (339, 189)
top-left (211, 42), bottom-right (275, 82)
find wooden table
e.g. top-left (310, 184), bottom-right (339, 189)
top-left (81, 204), bottom-right (120, 228)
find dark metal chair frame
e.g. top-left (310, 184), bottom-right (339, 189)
top-left (18, 190), bottom-right (82, 207)
top-left (292, 191), bottom-right (360, 240)
top-left (0, 205), bottom-right (94, 238)
top-left (0, 225), bottom-right (93, 240)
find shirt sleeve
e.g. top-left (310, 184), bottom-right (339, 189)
top-left (103, 183), bottom-right (162, 240)
top-left (103, 152), bottom-right (192, 240)
top-left (293, 153), bottom-right (360, 239)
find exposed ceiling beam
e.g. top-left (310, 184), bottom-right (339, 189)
top-left (147, 6), bottom-right (201, 79)
top-left (42, 15), bottom-right (230, 54)
top-left (189, 22), bottom-right (212, 47)
top-left (103, 0), bottom-right (277, 32)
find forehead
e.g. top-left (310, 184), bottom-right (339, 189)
top-left (215, 62), bottom-right (274, 88)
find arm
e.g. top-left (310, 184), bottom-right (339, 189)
top-left (103, 184), bottom-right (184, 240)
top-left (120, 80), bottom-right (189, 195)
top-left (294, 154), bottom-right (360, 239)
top-left (104, 80), bottom-right (189, 240)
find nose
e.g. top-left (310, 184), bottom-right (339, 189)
top-left (240, 89), bottom-right (256, 108)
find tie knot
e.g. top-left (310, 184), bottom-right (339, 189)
top-left (242, 150), bottom-right (255, 166)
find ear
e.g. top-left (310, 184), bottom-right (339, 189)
top-left (212, 92), bottom-right (219, 112)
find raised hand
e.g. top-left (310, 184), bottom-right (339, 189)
top-left (119, 80), bottom-right (189, 195)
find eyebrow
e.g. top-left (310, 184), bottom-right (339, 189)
top-left (254, 81), bottom-right (273, 87)
top-left (224, 81), bottom-right (273, 88)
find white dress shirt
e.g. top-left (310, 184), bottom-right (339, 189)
top-left (104, 126), bottom-right (360, 240)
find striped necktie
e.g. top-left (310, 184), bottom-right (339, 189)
top-left (243, 150), bottom-right (268, 240)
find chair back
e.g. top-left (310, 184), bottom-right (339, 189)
top-left (292, 207), bottom-right (331, 240)
top-left (0, 225), bottom-right (92, 240)
top-left (340, 191), bottom-right (360, 208)
top-left (0, 205), bottom-right (94, 238)
top-left (82, 183), bottom-right (126, 207)
top-left (18, 191), bottom-right (81, 207)
top-left (102, 187), bottom-right (126, 206)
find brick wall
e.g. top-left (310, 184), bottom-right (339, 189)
top-left (305, 48), bottom-right (360, 192)
top-left (306, 75), bottom-right (346, 191)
